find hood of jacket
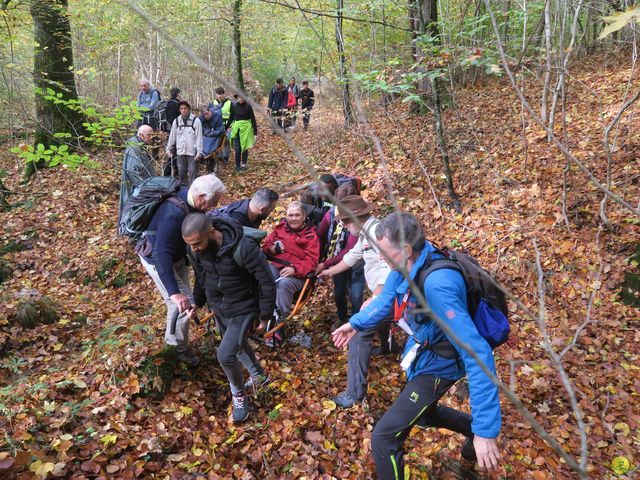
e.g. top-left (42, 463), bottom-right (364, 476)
top-left (209, 216), bottom-right (243, 257)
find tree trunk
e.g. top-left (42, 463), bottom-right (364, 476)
top-left (29, 0), bottom-right (86, 180)
top-left (336, 0), bottom-right (352, 126)
top-left (31, 0), bottom-right (85, 145)
top-left (232, 0), bottom-right (245, 91)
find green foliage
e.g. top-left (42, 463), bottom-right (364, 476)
top-left (10, 143), bottom-right (93, 169)
top-left (136, 346), bottom-right (179, 399)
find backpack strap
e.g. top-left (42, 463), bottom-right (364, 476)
top-left (144, 196), bottom-right (188, 235)
top-left (416, 251), bottom-right (464, 360)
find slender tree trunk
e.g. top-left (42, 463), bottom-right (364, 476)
top-left (29, 0), bottom-right (86, 179)
top-left (336, 0), bottom-right (352, 126)
top-left (541, 0), bottom-right (552, 135)
top-left (232, 0), bottom-right (245, 90)
top-left (431, 77), bottom-right (461, 210)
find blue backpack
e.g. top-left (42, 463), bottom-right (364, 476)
top-left (417, 247), bottom-right (510, 359)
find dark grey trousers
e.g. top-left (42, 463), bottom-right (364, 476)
top-left (269, 264), bottom-right (305, 318)
top-left (176, 154), bottom-right (196, 186)
top-left (215, 312), bottom-right (263, 395)
top-left (346, 321), bottom-right (392, 400)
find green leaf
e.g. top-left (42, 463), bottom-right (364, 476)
top-left (599, 6), bottom-right (640, 39)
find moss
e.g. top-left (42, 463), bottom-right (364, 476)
top-left (620, 245), bottom-right (640, 307)
top-left (35, 297), bottom-right (60, 324)
top-left (135, 346), bottom-right (179, 399)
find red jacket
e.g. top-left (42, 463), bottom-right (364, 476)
top-left (263, 220), bottom-right (320, 278)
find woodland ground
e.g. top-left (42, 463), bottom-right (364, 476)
top-left (0, 52), bottom-right (638, 479)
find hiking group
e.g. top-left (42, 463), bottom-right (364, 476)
top-left (133, 76), bottom-right (314, 181)
top-left (119, 81), bottom-right (505, 479)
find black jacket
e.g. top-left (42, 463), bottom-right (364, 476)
top-left (299, 88), bottom-right (315, 110)
top-left (189, 217), bottom-right (276, 319)
top-left (165, 97), bottom-right (180, 129)
top-left (222, 198), bottom-right (265, 229)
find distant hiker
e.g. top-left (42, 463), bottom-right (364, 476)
top-left (229, 94), bottom-right (257, 172)
top-left (165, 87), bottom-right (182, 132)
top-left (182, 213), bottom-right (276, 423)
top-left (139, 175), bottom-right (226, 366)
top-left (215, 187), bottom-right (279, 229)
top-left (136, 77), bottom-right (160, 128)
top-left (332, 212), bottom-right (502, 476)
top-left (267, 78), bottom-right (287, 130)
top-left (118, 124), bottom-right (156, 225)
top-left (299, 81), bottom-right (315, 131)
top-left (199, 104), bottom-right (225, 174)
top-left (212, 87), bottom-right (232, 165)
top-left (262, 201), bottom-right (319, 320)
top-left (166, 101), bottom-right (204, 186)
top-left (317, 195), bottom-right (398, 409)
top-left (162, 87), bottom-right (182, 176)
top-left (286, 77), bottom-right (300, 128)
top-left (316, 183), bottom-right (365, 332)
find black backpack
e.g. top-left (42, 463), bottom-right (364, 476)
top-left (119, 176), bottom-right (184, 239)
top-left (334, 173), bottom-right (362, 194)
top-left (416, 247), bottom-right (510, 359)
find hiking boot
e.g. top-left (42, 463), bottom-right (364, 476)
top-left (240, 163), bottom-right (248, 171)
top-left (231, 392), bottom-right (250, 423)
top-left (176, 348), bottom-right (200, 367)
top-left (461, 437), bottom-right (476, 462)
top-left (334, 391), bottom-right (365, 409)
top-left (244, 373), bottom-right (271, 393)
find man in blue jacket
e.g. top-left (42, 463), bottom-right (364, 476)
top-left (138, 174), bottom-right (226, 366)
top-left (200, 104), bottom-right (225, 173)
top-left (332, 212), bottom-right (501, 478)
top-left (267, 78), bottom-right (287, 130)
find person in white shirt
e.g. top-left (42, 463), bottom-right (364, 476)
top-left (166, 101), bottom-right (204, 186)
top-left (317, 195), bottom-right (399, 408)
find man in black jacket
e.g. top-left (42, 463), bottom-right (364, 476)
top-left (299, 81), bottom-right (315, 131)
top-left (217, 187), bottom-right (279, 229)
top-left (182, 213), bottom-right (276, 423)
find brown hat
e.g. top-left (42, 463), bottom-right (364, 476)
top-left (335, 195), bottom-right (375, 221)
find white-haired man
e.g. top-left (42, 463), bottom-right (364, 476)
top-left (136, 78), bottom-right (160, 128)
top-left (138, 174), bottom-right (226, 365)
top-left (118, 125), bottom-right (155, 224)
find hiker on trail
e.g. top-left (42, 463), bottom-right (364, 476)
top-left (182, 212), bottom-right (276, 423)
top-left (229, 94), bottom-right (257, 172)
top-left (299, 175), bottom-right (338, 227)
top-left (299, 80), bottom-right (315, 131)
top-left (332, 212), bottom-right (502, 477)
top-left (165, 87), bottom-right (182, 132)
top-left (286, 77), bottom-right (300, 128)
top-left (162, 88), bottom-right (182, 176)
top-left (316, 183), bottom-right (366, 332)
top-left (166, 101), bottom-right (204, 186)
top-left (215, 187), bottom-right (279, 229)
top-left (136, 78), bottom-right (160, 128)
top-left (317, 195), bottom-right (399, 409)
top-left (138, 175), bottom-right (226, 367)
top-left (262, 201), bottom-right (319, 320)
top-left (267, 78), bottom-right (287, 130)
top-left (199, 104), bottom-right (225, 174)
top-left (118, 124), bottom-right (156, 225)
top-left (212, 87), bottom-right (232, 166)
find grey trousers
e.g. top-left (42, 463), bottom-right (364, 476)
top-left (346, 321), bottom-right (392, 400)
top-left (270, 264), bottom-right (305, 318)
top-left (140, 256), bottom-right (193, 351)
top-left (176, 154), bottom-right (196, 186)
top-left (215, 312), bottom-right (264, 395)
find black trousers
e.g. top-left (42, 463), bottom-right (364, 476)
top-left (234, 136), bottom-right (248, 169)
top-left (371, 374), bottom-right (472, 480)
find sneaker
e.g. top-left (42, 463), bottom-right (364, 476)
top-left (461, 437), bottom-right (476, 462)
top-left (244, 373), bottom-right (271, 393)
top-left (334, 391), bottom-right (365, 409)
top-left (240, 163), bottom-right (248, 171)
top-left (231, 392), bottom-right (250, 423)
top-left (176, 348), bottom-right (200, 367)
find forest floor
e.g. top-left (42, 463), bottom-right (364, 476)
top-left (1, 52), bottom-right (639, 480)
